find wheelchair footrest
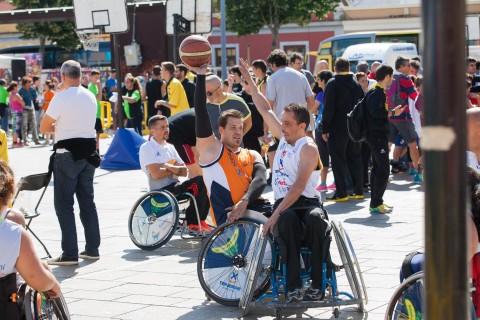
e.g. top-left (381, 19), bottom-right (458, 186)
top-left (252, 297), bottom-right (361, 309)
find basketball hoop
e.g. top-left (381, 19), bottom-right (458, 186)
top-left (76, 29), bottom-right (101, 51)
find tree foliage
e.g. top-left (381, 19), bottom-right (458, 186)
top-left (224, 0), bottom-right (341, 49)
top-left (12, 0), bottom-right (80, 51)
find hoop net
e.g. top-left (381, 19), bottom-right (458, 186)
top-left (76, 29), bottom-right (101, 51)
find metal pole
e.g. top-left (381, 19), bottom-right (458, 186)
top-left (113, 34), bottom-right (124, 129)
top-left (173, 14), bottom-right (178, 64)
top-left (422, 0), bottom-right (468, 319)
top-left (220, 0), bottom-right (227, 79)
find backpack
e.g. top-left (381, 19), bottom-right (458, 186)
top-left (400, 251), bottom-right (424, 282)
top-left (346, 94), bottom-right (368, 142)
top-left (393, 251), bottom-right (425, 320)
top-left (387, 74), bottom-right (405, 109)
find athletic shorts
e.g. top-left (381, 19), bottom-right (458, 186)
top-left (173, 143), bottom-right (195, 165)
top-left (388, 121), bottom-right (418, 144)
top-left (395, 135), bottom-right (420, 147)
top-left (95, 118), bottom-right (104, 134)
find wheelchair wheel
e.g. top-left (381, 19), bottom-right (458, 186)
top-left (25, 289), bottom-right (71, 320)
top-left (384, 271), bottom-right (423, 320)
top-left (128, 190), bottom-right (180, 250)
top-left (332, 221), bottom-right (365, 312)
top-left (337, 221), bottom-right (368, 304)
top-left (197, 219), bottom-right (272, 306)
top-left (240, 225), bottom-right (267, 315)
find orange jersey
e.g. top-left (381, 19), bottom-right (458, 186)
top-left (201, 145), bottom-right (255, 225)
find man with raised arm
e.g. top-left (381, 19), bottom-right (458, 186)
top-left (238, 58), bottom-right (329, 303)
top-left (187, 64), bottom-right (271, 227)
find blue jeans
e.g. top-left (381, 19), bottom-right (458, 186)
top-left (53, 152), bottom-right (101, 257)
top-left (1, 107), bottom-right (8, 132)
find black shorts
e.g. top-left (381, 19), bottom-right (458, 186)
top-left (173, 143), bottom-right (195, 165)
top-left (95, 118), bottom-right (103, 134)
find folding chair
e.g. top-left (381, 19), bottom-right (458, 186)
top-left (11, 173), bottom-right (52, 259)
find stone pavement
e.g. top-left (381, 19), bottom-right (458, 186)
top-left (8, 135), bottom-right (424, 320)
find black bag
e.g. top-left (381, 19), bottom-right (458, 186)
top-left (0, 273), bottom-right (22, 319)
top-left (347, 95), bottom-right (368, 142)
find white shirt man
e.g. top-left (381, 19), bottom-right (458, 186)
top-left (40, 60), bottom-right (100, 266)
top-left (139, 115), bottom-right (211, 231)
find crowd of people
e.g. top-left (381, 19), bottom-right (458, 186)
top-left (3, 48), bottom-right (480, 313)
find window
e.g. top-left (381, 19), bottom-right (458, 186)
top-left (376, 34), bottom-right (419, 49)
top-left (332, 38), bottom-right (371, 62)
top-left (283, 44), bottom-right (307, 58)
top-left (215, 47), bottom-right (237, 67)
top-left (281, 42), bottom-right (310, 69)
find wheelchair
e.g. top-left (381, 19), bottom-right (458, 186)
top-left (22, 287), bottom-right (71, 320)
top-left (384, 271), bottom-right (476, 320)
top-left (128, 189), bottom-right (207, 250)
top-left (197, 217), bottom-right (367, 319)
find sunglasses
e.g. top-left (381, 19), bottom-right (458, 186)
top-left (207, 86), bottom-right (220, 97)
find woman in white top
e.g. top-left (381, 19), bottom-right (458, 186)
top-left (0, 160), bottom-right (60, 297)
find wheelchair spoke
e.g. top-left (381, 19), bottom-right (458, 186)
top-left (198, 220), bottom-right (273, 306)
top-left (128, 191), bottom-right (180, 250)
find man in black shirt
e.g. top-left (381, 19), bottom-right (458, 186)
top-left (229, 65), bottom-right (243, 94)
top-left (365, 65), bottom-right (405, 214)
top-left (321, 58), bottom-right (364, 201)
top-left (166, 108), bottom-right (201, 177)
top-left (236, 77), bottom-right (264, 154)
top-left (175, 64), bottom-right (196, 108)
top-left (143, 65), bottom-right (165, 123)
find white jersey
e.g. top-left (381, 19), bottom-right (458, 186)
top-left (272, 136), bottom-right (320, 200)
top-left (0, 218), bottom-right (21, 279)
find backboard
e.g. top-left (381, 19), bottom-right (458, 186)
top-left (166, 0), bottom-right (212, 35)
top-left (73, 0), bottom-right (129, 33)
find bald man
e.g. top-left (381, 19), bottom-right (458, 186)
top-left (314, 60), bottom-right (329, 75)
top-left (468, 108), bottom-right (480, 171)
top-left (205, 74), bottom-right (252, 139)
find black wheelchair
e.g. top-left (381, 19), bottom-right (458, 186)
top-left (128, 190), bottom-right (208, 250)
top-left (196, 216), bottom-right (367, 319)
top-left (1, 274), bottom-right (71, 320)
top-left (21, 285), bottom-right (71, 320)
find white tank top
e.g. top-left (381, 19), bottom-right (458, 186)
top-left (0, 218), bottom-right (21, 279)
top-left (272, 136), bottom-right (320, 200)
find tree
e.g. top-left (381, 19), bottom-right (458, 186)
top-left (224, 0), bottom-right (341, 50)
top-left (12, 0), bottom-right (80, 68)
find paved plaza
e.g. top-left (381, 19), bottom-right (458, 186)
top-left (9, 134), bottom-right (424, 320)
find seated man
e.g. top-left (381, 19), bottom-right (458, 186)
top-left (239, 58), bottom-right (330, 303)
top-left (139, 115), bottom-right (211, 232)
top-left (188, 65), bottom-right (271, 227)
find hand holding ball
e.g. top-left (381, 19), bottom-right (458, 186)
top-left (179, 35), bottom-right (212, 67)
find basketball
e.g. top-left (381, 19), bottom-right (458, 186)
top-left (179, 35), bottom-right (212, 67)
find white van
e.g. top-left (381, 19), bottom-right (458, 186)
top-left (341, 42), bottom-right (418, 72)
